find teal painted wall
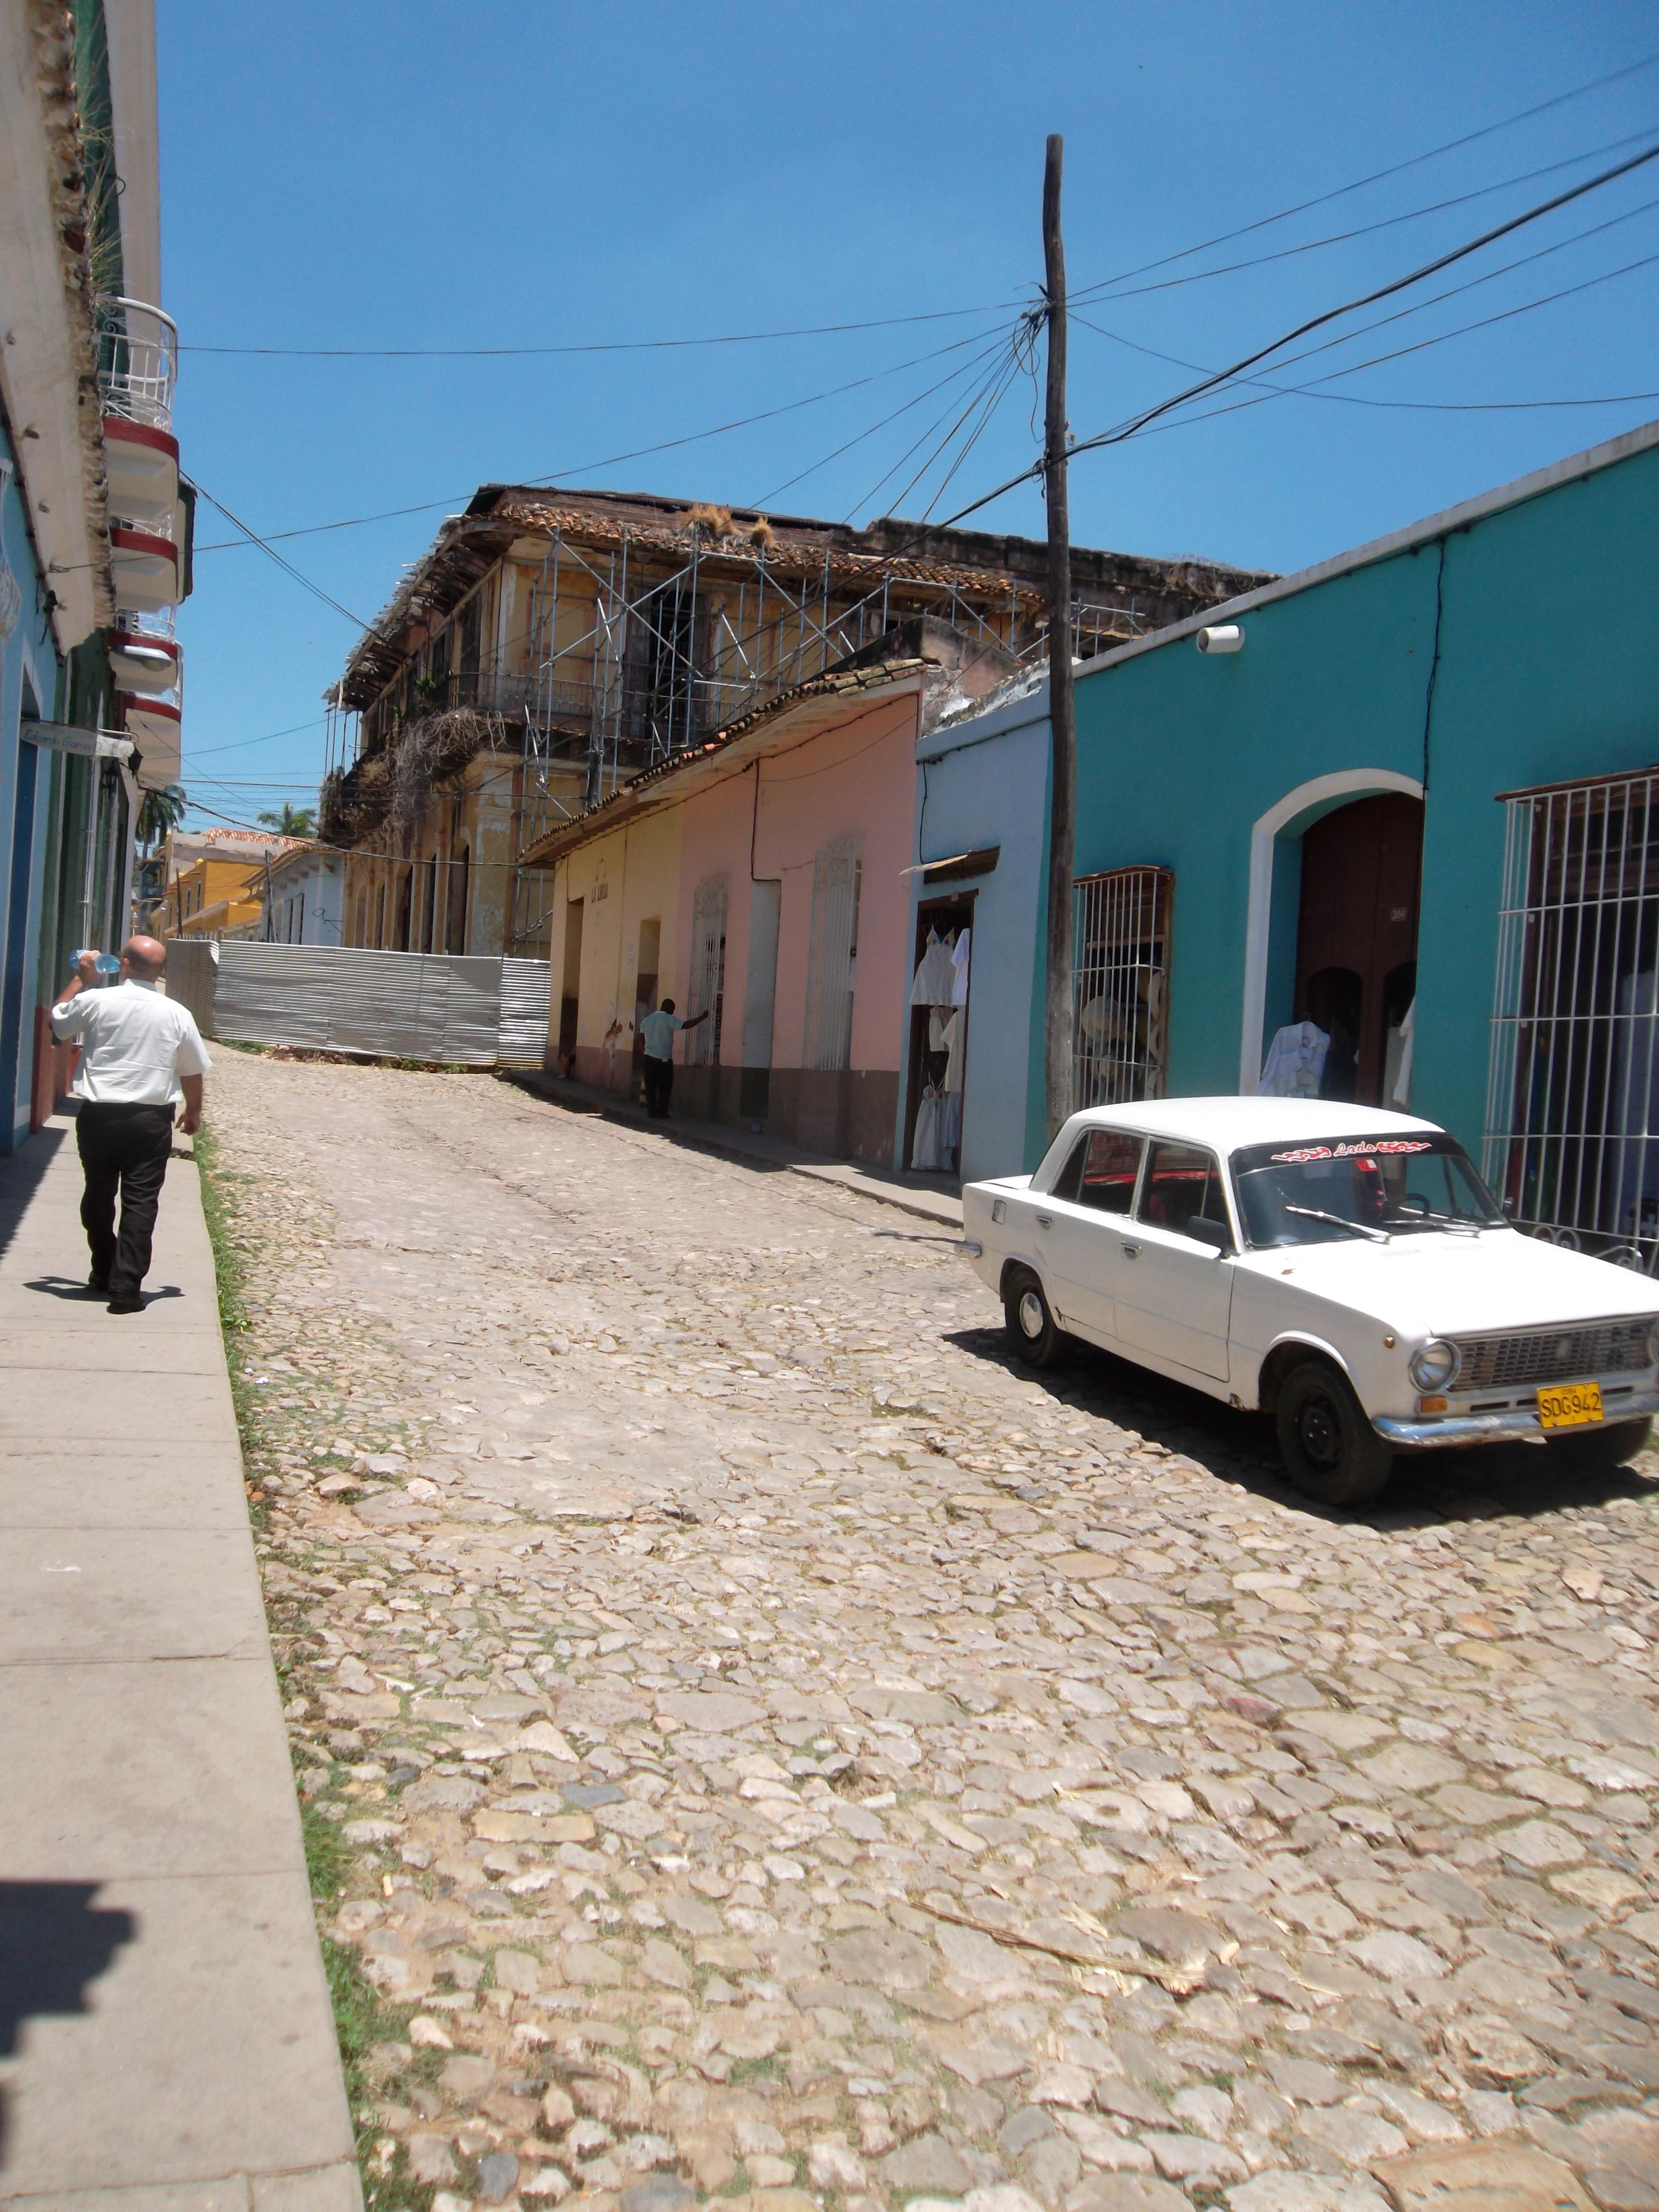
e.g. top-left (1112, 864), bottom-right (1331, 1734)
top-left (1074, 543), bottom-right (1437, 1099)
top-left (1058, 434), bottom-right (1659, 1159)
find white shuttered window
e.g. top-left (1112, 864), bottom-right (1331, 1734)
top-left (687, 878), bottom-right (728, 1067)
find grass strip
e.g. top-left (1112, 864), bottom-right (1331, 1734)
top-left (196, 1117), bottom-right (429, 2208)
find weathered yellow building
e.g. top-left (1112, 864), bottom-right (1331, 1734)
top-left (323, 485), bottom-right (1262, 963)
top-left (166, 855), bottom-right (263, 939)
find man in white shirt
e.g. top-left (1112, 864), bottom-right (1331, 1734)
top-left (50, 935), bottom-right (211, 1313)
top-left (636, 996), bottom-right (708, 1121)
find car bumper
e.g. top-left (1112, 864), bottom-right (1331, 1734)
top-left (1374, 1385), bottom-right (1659, 1451)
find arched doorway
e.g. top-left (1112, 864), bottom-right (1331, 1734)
top-left (1294, 792), bottom-right (1423, 1105)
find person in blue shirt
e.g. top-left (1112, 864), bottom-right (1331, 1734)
top-left (636, 996), bottom-right (709, 1120)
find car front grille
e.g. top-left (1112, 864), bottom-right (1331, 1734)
top-left (1453, 1317), bottom-right (1654, 1392)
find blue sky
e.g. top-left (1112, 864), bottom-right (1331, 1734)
top-left (158, 1), bottom-right (1659, 830)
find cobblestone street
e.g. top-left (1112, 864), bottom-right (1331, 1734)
top-left (208, 1051), bottom-right (1659, 2212)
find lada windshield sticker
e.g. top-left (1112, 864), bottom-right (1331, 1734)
top-left (1268, 1139), bottom-right (1435, 1164)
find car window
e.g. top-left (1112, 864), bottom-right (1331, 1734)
top-left (1230, 1134), bottom-right (1505, 1248)
top-left (1049, 1136), bottom-right (1090, 1203)
top-left (1137, 1141), bottom-right (1229, 1237)
top-left (1077, 1131), bottom-right (1143, 1215)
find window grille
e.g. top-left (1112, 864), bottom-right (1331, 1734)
top-left (1072, 867), bottom-right (1172, 1109)
top-left (804, 840), bottom-right (862, 1071)
top-left (1485, 769), bottom-right (1659, 1269)
top-left (687, 879), bottom-right (728, 1067)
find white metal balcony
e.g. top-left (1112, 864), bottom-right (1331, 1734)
top-left (96, 297), bottom-right (177, 433)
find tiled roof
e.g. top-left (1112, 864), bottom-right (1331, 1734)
top-left (491, 495), bottom-right (1049, 598)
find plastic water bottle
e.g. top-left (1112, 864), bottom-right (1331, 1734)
top-left (74, 950), bottom-right (121, 976)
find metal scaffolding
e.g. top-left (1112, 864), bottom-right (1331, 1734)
top-left (335, 503), bottom-right (1163, 958)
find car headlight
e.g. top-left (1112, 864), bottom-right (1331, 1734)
top-left (1409, 1338), bottom-right (1461, 1391)
top-left (1648, 1317), bottom-right (1659, 1368)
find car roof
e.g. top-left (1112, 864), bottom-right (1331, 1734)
top-left (1060, 1096), bottom-right (1445, 1149)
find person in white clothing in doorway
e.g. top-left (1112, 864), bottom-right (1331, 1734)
top-left (50, 935), bottom-right (211, 1313)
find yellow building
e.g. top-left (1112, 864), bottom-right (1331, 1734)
top-left (167, 855), bottom-right (264, 939)
top-left (147, 828), bottom-right (297, 939)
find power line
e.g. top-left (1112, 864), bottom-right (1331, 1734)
top-left (180, 300), bottom-right (1022, 360)
top-left (1073, 306), bottom-right (1659, 414)
top-left (1144, 244), bottom-right (1659, 437)
top-left (187, 717), bottom-right (328, 759)
top-left (752, 332), bottom-right (1013, 505)
top-left (1069, 139), bottom-right (1659, 458)
top-left (1076, 125), bottom-right (1659, 308)
top-left (934, 134), bottom-right (1659, 528)
top-left (190, 322), bottom-right (1014, 564)
top-left (1068, 47), bottom-right (1659, 310)
top-left (193, 484), bottom-right (373, 627)
top-left (1072, 184), bottom-right (1659, 407)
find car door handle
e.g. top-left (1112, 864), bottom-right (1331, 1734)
top-left (1121, 1240), bottom-right (1140, 1258)
top-left (1035, 1215), bottom-right (1053, 1230)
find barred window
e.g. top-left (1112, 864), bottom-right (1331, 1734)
top-left (804, 839), bottom-right (862, 1071)
top-left (1072, 867), bottom-right (1172, 1109)
top-left (1485, 770), bottom-right (1659, 1268)
top-left (686, 878), bottom-right (728, 1067)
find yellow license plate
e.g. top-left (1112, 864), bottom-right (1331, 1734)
top-left (1538, 1381), bottom-right (1604, 1429)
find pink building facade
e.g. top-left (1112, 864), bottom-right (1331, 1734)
top-left (538, 662), bottom-right (927, 1164)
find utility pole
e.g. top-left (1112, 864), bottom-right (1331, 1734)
top-left (1042, 133), bottom-right (1076, 1145)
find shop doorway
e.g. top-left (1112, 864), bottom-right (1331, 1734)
top-left (1293, 792), bottom-right (1423, 1105)
top-left (630, 916), bottom-right (660, 1101)
top-left (903, 891), bottom-right (973, 1174)
top-left (557, 898), bottom-right (584, 1074)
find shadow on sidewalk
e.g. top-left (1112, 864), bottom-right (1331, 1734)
top-left (0, 1125), bottom-right (66, 1271)
top-left (0, 1880), bottom-right (136, 2166)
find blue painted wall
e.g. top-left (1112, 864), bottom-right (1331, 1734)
top-left (908, 698), bottom-right (1050, 1184)
top-left (920, 424), bottom-right (1659, 1177)
top-left (0, 417), bottom-right (66, 1149)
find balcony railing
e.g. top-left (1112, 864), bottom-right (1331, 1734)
top-left (96, 297), bottom-right (178, 433)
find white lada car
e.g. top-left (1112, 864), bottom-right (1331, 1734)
top-left (962, 1098), bottom-right (1659, 1506)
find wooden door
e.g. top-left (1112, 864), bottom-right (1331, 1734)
top-left (1294, 793), bottom-right (1422, 1104)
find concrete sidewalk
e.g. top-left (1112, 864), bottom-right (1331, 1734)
top-left (0, 1116), bottom-right (358, 2211)
top-left (503, 1069), bottom-right (966, 1230)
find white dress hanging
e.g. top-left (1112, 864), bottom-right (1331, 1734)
top-left (942, 1009), bottom-right (965, 1093)
top-left (910, 928), bottom-right (956, 1007)
top-left (912, 1084), bottom-right (946, 1171)
top-left (950, 927), bottom-right (972, 1007)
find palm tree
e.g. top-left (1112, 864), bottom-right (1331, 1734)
top-left (258, 802), bottom-right (315, 837)
top-left (137, 783), bottom-right (188, 852)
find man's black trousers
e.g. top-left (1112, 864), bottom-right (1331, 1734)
top-left (643, 1056), bottom-right (673, 1119)
top-left (76, 1102), bottom-right (175, 1298)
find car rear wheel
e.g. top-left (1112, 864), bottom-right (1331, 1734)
top-left (1275, 1358), bottom-right (1394, 1508)
top-left (1545, 1415), bottom-right (1652, 1473)
top-left (1004, 1267), bottom-right (1069, 1370)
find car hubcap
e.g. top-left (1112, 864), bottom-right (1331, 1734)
top-left (1018, 1290), bottom-right (1046, 1339)
top-left (1298, 1394), bottom-right (1342, 1468)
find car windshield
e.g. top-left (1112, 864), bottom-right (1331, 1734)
top-left (1231, 1133), bottom-right (1506, 1249)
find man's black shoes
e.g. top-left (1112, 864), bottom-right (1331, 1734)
top-left (106, 1296), bottom-right (143, 1315)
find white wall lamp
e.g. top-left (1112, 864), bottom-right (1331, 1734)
top-left (1196, 623), bottom-right (1244, 653)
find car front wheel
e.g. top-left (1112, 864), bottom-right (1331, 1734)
top-left (1275, 1358), bottom-right (1394, 1507)
top-left (1004, 1267), bottom-right (1069, 1369)
top-left (1545, 1415), bottom-right (1652, 1473)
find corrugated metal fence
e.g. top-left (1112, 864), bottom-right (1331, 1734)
top-left (163, 940), bottom-right (550, 1067)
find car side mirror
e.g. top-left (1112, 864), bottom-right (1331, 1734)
top-left (1185, 1216), bottom-right (1235, 1256)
